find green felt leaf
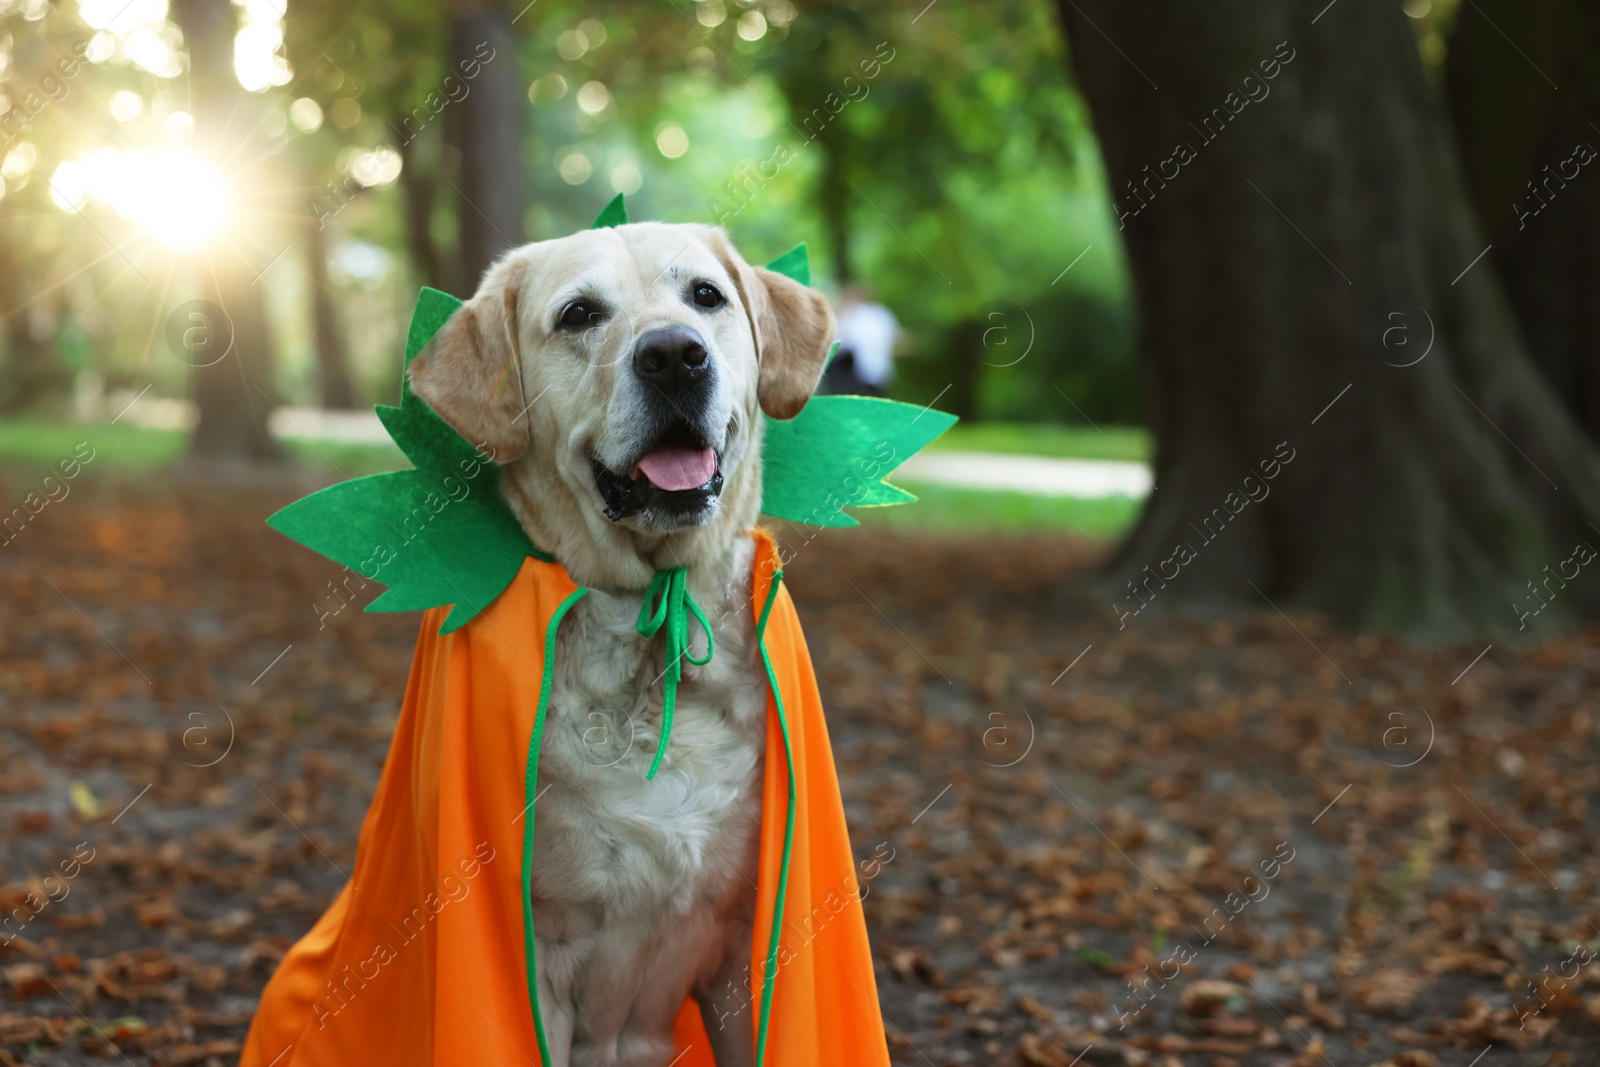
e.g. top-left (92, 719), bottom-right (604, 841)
top-left (266, 288), bottom-right (539, 634)
top-left (406, 287), bottom-right (463, 364)
top-left (592, 193), bottom-right (628, 229)
top-left (759, 395), bottom-right (957, 528)
top-left (764, 244), bottom-right (809, 286)
top-left (267, 465), bottom-right (534, 633)
top-left (391, 287), bottom-right (493, 473)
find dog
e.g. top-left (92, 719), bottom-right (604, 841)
top-left (406, 222), bottom-right (836, 1067)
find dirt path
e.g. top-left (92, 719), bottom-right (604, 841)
top-left (0, 474), bottom-right (1594, 1067)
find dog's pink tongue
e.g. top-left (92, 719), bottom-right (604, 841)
top-left (634, 446), bottom-right (715, 492)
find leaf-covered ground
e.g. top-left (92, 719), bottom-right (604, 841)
top-left (0, 472), bottom-right (1596, 1067)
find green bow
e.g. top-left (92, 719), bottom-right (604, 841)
top-left (635, 566), bottom-right (715, 780)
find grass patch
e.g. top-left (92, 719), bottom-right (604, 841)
top-left (927, 422), bottom-right (1150, 462)
top-left (0, 420), bottom-right (405, 476)
top-left (869, 480), bottom-right (1141, 537)
top-left (0, 421), bottom-right (1141, 536)
top-left (282, 439), bottom-right (406, 476)
top-left (0, 420), bottom-right (186, 469)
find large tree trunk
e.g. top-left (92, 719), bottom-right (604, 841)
top-left (303, 216), bottom-right (358, 409)
top-left (1446, 0), bottom-right (1600, 440)
top-left (1054, 0), bottom-right (1600, 634)
top-left (173, 0), bottom-right (283, 463)
top-left (395, 129), bottom-right (448, 292)
top-left (447, 6), bottom-right (524, 289)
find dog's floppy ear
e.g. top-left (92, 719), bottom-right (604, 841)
top-left (702, 228), bottom-right (836, 420)
top-left (408, 256), bottom-right (531, 463)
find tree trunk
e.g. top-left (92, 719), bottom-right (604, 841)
top-left (946, 318), bottom-right (984, 423)
top-left (172, 0), bottom-right (283, 463)
top-left (303, 216), bottom-right (358, 409)
top-left (1446, 0), bottom-right (1600, 440)
top-left (447, 6), bottom-right (524, 289)
top-left (1054, 0), bottom-right (1600, 635)
top-left (817, 137), bottom-right (852, 286)
top-left (0, 202), bottom-right (64, 414)
top-left (395, 129), bottom-right (448, 292)
top-left (771, 33), bottom-right (858, 287)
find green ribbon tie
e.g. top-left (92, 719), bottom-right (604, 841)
top-left (635, 566), bottom-right (715, 779)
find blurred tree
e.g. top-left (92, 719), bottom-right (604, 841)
top-left (1056, 0), bottom-right (1600, 632)
top-left (558, 1), bottom-right (1134, 421)
top-left (173, 0), bottom-right (284, 462)
top-left (0, 22), bottom-right (74, 414)
top-left (0, 208), bottom-right (64, 414)
top-left (756, 1), bottom-right (1114, 420)
top-left (1446, 0), bottom-right (1600, 441)
top-left (447, 1), bottom-right (525, 287)
top-left (281, 0), bottom-right (534, 296)
top-left (303, 212), bottom-right (358, 408)
top-left (762, 6), bottom-right (874, 285)
top-left (395, 130), bottom-right (447, 290)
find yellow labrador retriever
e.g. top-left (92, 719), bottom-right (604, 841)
top-left (408, 222), bottom-right (834, 1067)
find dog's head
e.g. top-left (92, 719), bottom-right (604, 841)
top-left (409, 222), bottom-right (834, 588)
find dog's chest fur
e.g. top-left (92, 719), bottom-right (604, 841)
top-left (528, 546), bottom-right (768, 1064)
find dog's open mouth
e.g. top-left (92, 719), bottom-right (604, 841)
top-left (592, 421), bottom-right (724, 523)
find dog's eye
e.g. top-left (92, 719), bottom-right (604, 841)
top-left (692, 284), bottom-right (724, 310)
top-left (559, 301), bottom-right (605, 329)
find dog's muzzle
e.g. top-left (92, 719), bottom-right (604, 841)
top-left (592, 326), bottom-right (727, 524)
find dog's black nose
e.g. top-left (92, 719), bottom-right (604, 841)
top-left (632, 326), bottom-right (709, 395)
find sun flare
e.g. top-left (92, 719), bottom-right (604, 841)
top-left (52, 147), bottom-right (233, 251)
top-left (124, 149), bottom-right (233, 250)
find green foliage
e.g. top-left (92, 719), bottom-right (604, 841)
top-left (929, 423), bottom-right (1150, 463)
top-left (879, 482), bottom-right (1141, 537)
top-left (0, 419), bottom-right (405, 475)
top-left (516, 0), bottom-right (1139, 424)
top-left (977, 289), bottom-right (1140, 424)
top-left (0, 421), bottom-right (184, 470)
top-left (0, 0), bottom-right (1139, 435)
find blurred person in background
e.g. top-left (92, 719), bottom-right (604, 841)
top-left (825, 284), bottom-right (901, 397)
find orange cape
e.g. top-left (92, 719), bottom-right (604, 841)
top-left (241, 531), bottom-right (889, 1066)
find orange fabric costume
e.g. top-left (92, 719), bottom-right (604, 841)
top-left (241, 530), bottom-right (890, 1067)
